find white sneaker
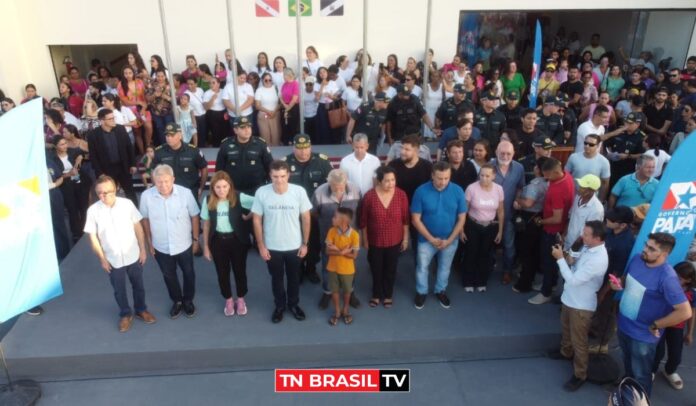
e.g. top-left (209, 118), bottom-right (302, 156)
top-left (528, 293), bottom-right (552, 305)
top-left (477, 286), bottom-right (487, 292)
top-left (224, 298), bottom-right (235, 316)
top-left (663, 370), bottom-right (684, 390)
top-left (532, 281), bottom-right (542, 291)
top-left (465, 287), bottom-right (475, 293)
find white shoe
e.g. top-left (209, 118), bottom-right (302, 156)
top-left (663, 370), bottom-right (684, 390)
top-left (532, 282), bottom-right (542, 291)
top-left (465, 287), bottom-right (474, 293)
top-left (477, 286), bottom-right (487, 292)
top-left (528, 293), bottom-right (552, 305)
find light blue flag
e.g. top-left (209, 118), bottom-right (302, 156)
top-left (0, 98), bottom-right (63, 322)
top-left (528, 20), bottom-right (542, 109)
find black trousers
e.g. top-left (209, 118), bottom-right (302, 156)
top-left (652, 327), bottom-right (685, 375)
top-left (49, 188), bottom-right (71, 261)
top-left (463, 220), bottom-right (498, 288)
top-left (59, 178), bottom-right (90, 240)
top-left (102, 165), bottom-right (137, 207)
top-left (514, 212), bottom-right (542, 291)
top-left (304, 116), bottom-right (317, 144)
top-left (154, 246), bottom-right (196, 304)
top-left (540, 232), bottom-right (559, 297)
top-left (211, 233), bottom-right (249, 299)
top-left (367, 244), bottom-right (401, 300)
top-left (282, 105), bottom-right (299, 145)
top-left (206, 110), bottom-right (228, 147)
top-left (267, 249), bottom-right (301, 309)
top-left (301, 216), bottom-right (321, 273)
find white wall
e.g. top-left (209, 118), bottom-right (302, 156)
top-left (2, 0), bottom-right (696, 102)
top-left (642, 11), bottom-right (696, 69)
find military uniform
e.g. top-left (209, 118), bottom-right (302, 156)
top-left (475, 107), bottom-right (507, 149)
top-left (215, 136), bottom-right (274, 195)
top-left (606, 129), bottom-right (646, 188)
top-left (285, 152), bottom-right (333, 198)
top-left (518, 153), bottom-right (539, 184)
top-left (536, 113), bottom-right (564, 144)
top-left (386, 94), bottom-right (426, 142)
top-left (435, 97), bottom-right (474, 130)
top-left (497, 103), bottom-right (522, 132)
top-left (350, 102), bottom-right (386, 154)
top-left (152, 143), bottom-right (208, 193)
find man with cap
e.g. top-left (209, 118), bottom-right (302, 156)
top-left (517, 108), bottom-right (546, 158)
top-left (536, 96), bottom-right (565, 143)
top-left (564, 174), bottom-right (604, 255)
top-left (385, 84), bottom-right (438, 144)
top-left (519, 135), bottom-right (555, 183)
top-left (556, 92), bottom-right (578, 145)
top-left (285, 134), bottom-right (333, 284)
top-left (537, 64), bottom-right (560, 99)
top-left (475, 90), bottom-right (507, 149)
top-left (565, 134), bottom-right (611, 201)
top-left (435, 83), bottom-right (475, 133)
top-left (345, 92), bottom-right (389, 155)
top-left (152, 123), bottom-right (208, 200)
top-left (603, 112), bottom-right (646, 190)
top-left (589, 206), bottom-right (635, 355)
top-left (497, 90), bottom-right (523, 132)
top-left (215, 116), bottom-right (274, 195)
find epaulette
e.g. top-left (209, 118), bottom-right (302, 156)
top-left (155, 145), bottom-right (163, 150)
top-left (318, 153), bottom-right (329, 160)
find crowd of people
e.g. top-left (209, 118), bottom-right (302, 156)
top-left (3, 27), bottom-right (696, 403)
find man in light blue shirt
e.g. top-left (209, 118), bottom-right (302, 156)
top-left (252, 160), bottom-right (312, 324)
top-left (140, 164), bottom-right (200, 319)
top-left (609, 155), bottom-right (658, 209)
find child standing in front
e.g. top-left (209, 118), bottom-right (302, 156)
top-left (325, 207), bottom-right (360, 326)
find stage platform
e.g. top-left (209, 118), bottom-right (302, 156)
top-left (3, 237), bottom-right (562, 382)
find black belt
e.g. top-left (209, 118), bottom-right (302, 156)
top-left (215, 232), bottom-right (235, 239)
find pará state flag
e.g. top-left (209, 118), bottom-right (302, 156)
top-left (255, 0), bottom-right (280, 17)
top-left (0, 98), bottom-right (63, 322)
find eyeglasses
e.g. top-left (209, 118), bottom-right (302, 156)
top-left (584, 142), bottom-right (598, 147)
top-left (644, 244), bottom-right (660, 252)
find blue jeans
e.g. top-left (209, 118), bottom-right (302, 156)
top-left (152, 112), bottom-right (175, 146)
top-left (416, 239), bottom-right (459, 295)
top-left (154, 246), bottom-right (196, 304)
top-left (108, 261), bottom-right (147, 317)
top-left (501, 219), bottom-right (515, 273)
top-left (618, 331), bottom-right (657, 396)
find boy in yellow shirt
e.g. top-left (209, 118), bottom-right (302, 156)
top-left (325, 208), bottom-right (360, 326)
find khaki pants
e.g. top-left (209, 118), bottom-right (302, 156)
top-left (560, 304), bottom-right (594, 380)
top-left (257, 111), bottom-right (281, 146)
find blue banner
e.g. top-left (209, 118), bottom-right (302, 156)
top-left (528, 20), bottom-right (542, 109)
top-left (0, 99), bottom-right (63, 322)
top-left (629, 130), bottom-right (696, 265)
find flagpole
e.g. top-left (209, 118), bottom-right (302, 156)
top-left (157, 0), bottom-right (179, 122)
top-left (296, 0), bottom-right (305, 134)
top-left (422, 0), bottom-right (432, 106)
top-left (225, 0), bottom-right (241, 117)
top-left (361, 0), bottom-right (369, 103)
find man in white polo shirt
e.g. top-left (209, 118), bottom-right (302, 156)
top-left (84, 175), bottom-right (155, 333)
top-left (339, 133), bottom-right (382, 196)
top-left (548, 221), bottom-right (608, 392)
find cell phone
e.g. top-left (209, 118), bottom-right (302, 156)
top-left (608, 273), bottom-right (622, 288)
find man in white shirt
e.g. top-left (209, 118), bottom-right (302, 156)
top-left (252, 160), bottom-right (312, 324)
top-left (84, 175), bottom-right (155, 333)
top-left (564, 175), bottom-right (604, 252)
top-left (339, 133), bottom-right (382, 196)
top-left (140, 164), bottom-right (201, 319)
top-left (222, 71), bottom-right (255, 122)
top-left (549, 220), bottom-right (608, 392)
top-left (574, 105), bottom-right (607, 153)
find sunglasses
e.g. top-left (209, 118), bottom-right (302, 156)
top-left (670, 74), bottom-right (679, 78)
top-left (584, 142), bottom-right (598, 147)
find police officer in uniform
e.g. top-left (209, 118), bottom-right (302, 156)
top-left (557, 92), bottom-right (578, 146)
top-left (284, 134), bottom-right (333, 284)
top-left (435, 83), bottom-right (475, 132)
top-left (603, 112), bottom-right (646, 190)
top-left (497, 90), bottom-right (523, 132)
top-left (475, 91), bottom-right (507, 149)
top-left (345, 92), bottom-right (389, 155)
top-left (536, 96), bottom-right (564, 144)
top-left (215, 116), bottom-right (274, 195)
top-left (152, 123), bottom-right (208, 199)
top-left (518, 135), bottom-right (555, 183)
top-left (385, 84), bottom-right (438, 144)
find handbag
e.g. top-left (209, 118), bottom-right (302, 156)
top-left (327, 100), bottom-right (349, 129)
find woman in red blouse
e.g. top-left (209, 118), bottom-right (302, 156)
top-left (359, 166), bottom-right (410, 308)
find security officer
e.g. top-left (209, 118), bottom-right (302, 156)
top-left (536, 96), bottom-right (564, 143)
top-left (497, 90), bottom-right (522, 132)
top-left (345, 92), bottom-right (389, 155)
top-left (285, 134), bottom-right (333, 284)
top-left (557, 92), bottom-right (578, 145)
top-left (518, 135), bottom-right (555, 183)
top-left (385, 84), bottom-right (438, 144)
top-left (435, 83), bottom-right (475, 132)
top-left (152, 123), bottom-right (208, 199)
top-left (215, 116), bottom-right (274, 195)
top-left (604, 112), bottom-right (646, 189)
top-left (475, 91), bottom-right (507, 149)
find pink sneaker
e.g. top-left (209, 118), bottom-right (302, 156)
top-left (236, 297), bottom-right (247, 316)
top-left (224, 298), bottom-right (235, 316)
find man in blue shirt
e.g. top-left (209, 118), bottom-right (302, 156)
top-left (608, 155), bottom-right (658, 209)
top-left (411, 161), bottom-right (467, 310)
top-left (610, 233), bottom-right (692, 395)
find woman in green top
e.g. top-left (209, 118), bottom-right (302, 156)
top-left (201, 171), bottom-right (255, 317)
top-left (501, 61), bottom-right (526, 98)
top-left (601, 65), bottom-right (625, 103)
